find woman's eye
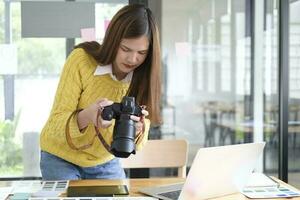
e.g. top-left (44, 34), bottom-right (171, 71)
top-left (121, 47), bottom-right (130, 52)
top-left (139, 51), bottom-right (147, 55)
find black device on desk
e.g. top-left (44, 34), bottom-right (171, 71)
top-left (67, 185), bottom-right (129, 197)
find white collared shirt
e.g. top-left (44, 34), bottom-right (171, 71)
top-left (93, 64), bottom-right (133, 83)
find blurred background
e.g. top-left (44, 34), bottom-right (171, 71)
top-left (0, 0), bottom-right (300, 188)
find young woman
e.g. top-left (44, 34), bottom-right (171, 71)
top-left (40, 4), bottom-right (161, 180)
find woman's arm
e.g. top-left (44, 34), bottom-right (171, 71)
top-left (45, 49), bottom-right (91, 139)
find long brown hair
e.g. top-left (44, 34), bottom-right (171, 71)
top-left (75, 4), bottom-right (161, 125)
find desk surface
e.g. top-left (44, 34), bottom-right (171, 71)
top-left (0, 177), bottom-right (299, 199)
top-left (68, 177), bottom-right (300, 200)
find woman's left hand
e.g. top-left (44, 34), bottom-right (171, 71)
top-left (130, 108), bottom-right (149, 136)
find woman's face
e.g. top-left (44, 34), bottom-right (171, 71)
top-left (113, 35), bottom-right (149, 80)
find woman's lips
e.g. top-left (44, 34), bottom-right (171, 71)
top-left (123, 63), bottom-right (135, 69)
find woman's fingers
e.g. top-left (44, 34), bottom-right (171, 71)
top-left (94, 98), bottom-right (114, 128)
top-left (130, 108), bottom-right (148, 122)
top-left (135, 121), bottom-right (143, 133)
top-left (101, 119), bottom-right (113, 128)
top-left (130, 107), bottom-right (148, 134)
top-left (141, 109), bottom-right (149, 116)
top-left (130, 115), bottom-right (140, 122)
top-left (98, 99), bottom-right (113, 110)
top-left (97, 116), bottom-right (113, 128)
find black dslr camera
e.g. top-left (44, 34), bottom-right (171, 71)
top-left (101, 96), bottom-right (143, 158)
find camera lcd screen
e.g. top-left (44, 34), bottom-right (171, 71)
top-left (67, 185), bottom-right (129, 197)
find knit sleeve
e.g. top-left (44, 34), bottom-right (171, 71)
top-left (47, 48), bottom-right (92, 140)
top-left (135, 118), bottom-right (150, 151)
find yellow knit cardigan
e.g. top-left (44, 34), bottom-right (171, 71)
top-left (40, 48), bottom-right (150, 167)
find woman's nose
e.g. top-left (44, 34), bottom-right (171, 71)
top-left (127, 52), bottom-right (139, 64)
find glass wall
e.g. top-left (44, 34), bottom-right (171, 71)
top-left (0, 1), bottom-right (66, 177)
top-left (161, 0), bottom-right (251, 164)
top-left (289, 0), bottom-right (300, 188)
top-left (0, 0), bottom-right (127, 177)
top-left (0, 1), bottom-right (3, 120)
top-left (161, 0), bottom-right (280, 176)
top-left (263, 0), bottom-right (279, 179)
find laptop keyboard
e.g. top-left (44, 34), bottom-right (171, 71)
top-left (158, 190), bottom-right (181, 200)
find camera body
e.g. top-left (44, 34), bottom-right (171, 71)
top-left (101, 96), bottom-right (143, 158)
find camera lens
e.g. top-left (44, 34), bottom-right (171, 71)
top-left (110, 116), bottom-right (136, 158)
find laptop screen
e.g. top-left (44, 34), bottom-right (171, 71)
top-left (139, 142), bottom-right (265, 200)
top-left (179, 142), bottom-right (265, 200)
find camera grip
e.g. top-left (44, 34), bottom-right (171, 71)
top-left (101, 103), bottom-right (121, 120)
top-left (101, 105), bottom-right (114, 120)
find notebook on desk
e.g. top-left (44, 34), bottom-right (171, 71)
top-left (139, 142), bottom-right (266, 200)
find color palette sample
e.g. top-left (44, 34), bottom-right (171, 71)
top-left (242, 185), bottom-right (300, 198)
top-left (7, 180), bottom-right (69, 198)
top-left (12, 180), bottom-right (43, 193)
top-left (32, 181), bottom-right (69, 197)
top-left (41, 181), bottom-right (68, 192)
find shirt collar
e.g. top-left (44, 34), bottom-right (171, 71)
top-left (94, 64), bottom-right (133, 83)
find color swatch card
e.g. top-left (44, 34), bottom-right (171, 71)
top-left (11, 181), bottom-right (43, 193)
top-left (10, 180), bottom-right (69, 197)
top-left (242, 185), bottom-right (300, 198)
top-left (31, 180), bottom-right (69, 197)
top-left (245, 173), bottom-right (279, 188)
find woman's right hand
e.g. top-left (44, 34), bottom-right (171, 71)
top-left (77, 98), bottom-right (114, 130)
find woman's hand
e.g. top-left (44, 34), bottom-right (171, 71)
top-left (77, 98), bottom-right (113, 130)
top-left (96, 98), bottom-right (115, 128)
top-left (130, 107), bottom-right (149, 136)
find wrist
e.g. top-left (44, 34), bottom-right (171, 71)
top-left (77, 108), bottom-right (93, 129)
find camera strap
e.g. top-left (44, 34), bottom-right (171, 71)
top-left (95, 109), bottom-right (113, 154)
top-left (66, 109), bottom-right (99, 151)
top-left (65, 109), bottom-right (112, 154)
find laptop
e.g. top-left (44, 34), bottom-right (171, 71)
top-left (139, 142), bottom-right (265, 200)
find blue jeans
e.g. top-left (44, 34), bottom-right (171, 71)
top-left (40, 151), bottom-right (125, 180)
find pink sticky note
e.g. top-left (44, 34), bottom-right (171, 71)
top-left (81, 28), bottom-right (96, 42)
top-left (104, 20), bottom-right (110, 32)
